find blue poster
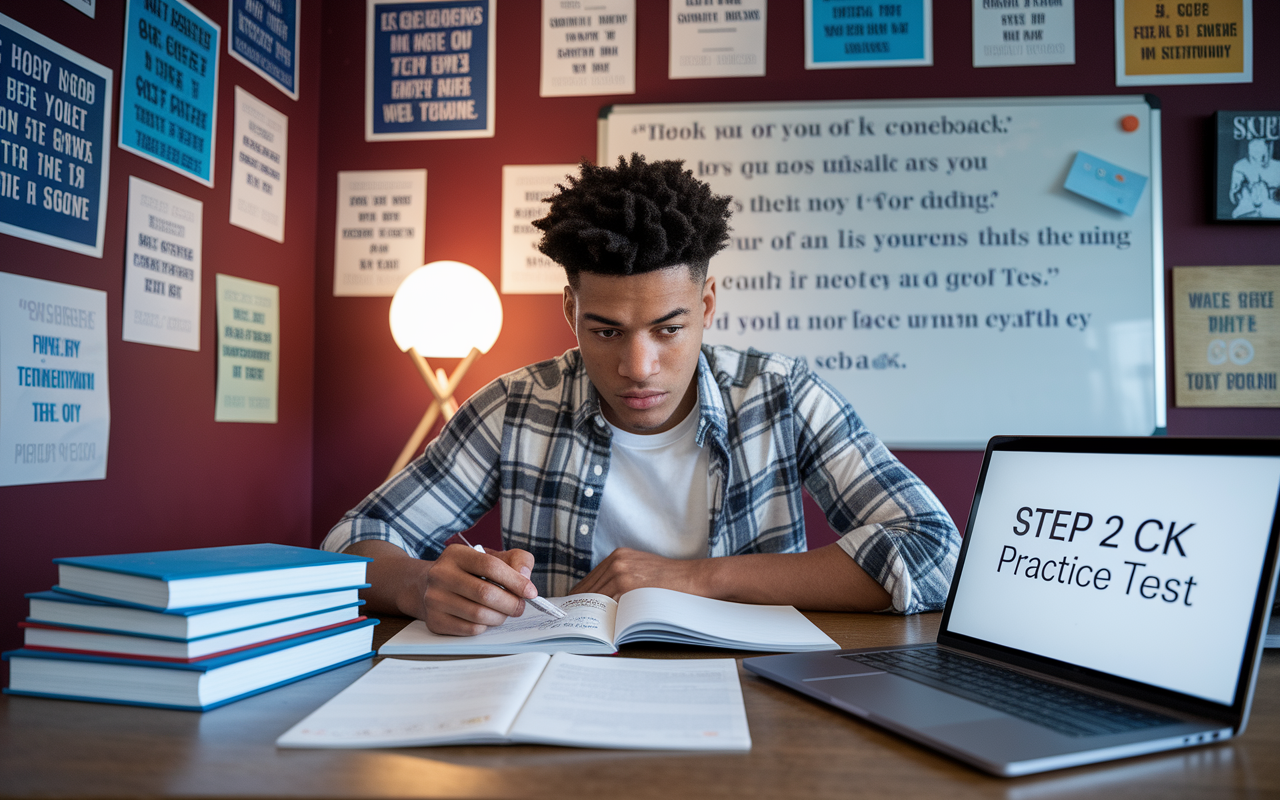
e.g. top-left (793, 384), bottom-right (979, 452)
top-left (228, 0), bottom-right (299, 100)
top-left (0, 12), bottom-right (112, 258)
top-left (365, 0), bottom-right (495, 141)
top-left (119, 0), bottom-right (220, 186)
top-left (805, 0), bottom-right (932, 69)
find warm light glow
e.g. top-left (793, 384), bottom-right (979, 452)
top-left (389, 261), bottom-right (503, 356)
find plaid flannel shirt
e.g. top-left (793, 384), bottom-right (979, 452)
top-left (322, 344), bottom-right (960, 613)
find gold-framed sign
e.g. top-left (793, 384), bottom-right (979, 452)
top-left (1173, 265), bottom-right (1278, 407)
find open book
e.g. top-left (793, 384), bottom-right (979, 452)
top-left (276, 652), bottom-right (750, 750)
top-left (379, 587), bottom-right (839, 655)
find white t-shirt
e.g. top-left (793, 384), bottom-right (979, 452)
top-left (592, 401), bottom-right (711, 567)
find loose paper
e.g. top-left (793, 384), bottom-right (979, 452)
top-left (333, 169), bottom-right (426, 297)
top-left (0, 12), bottom-right (113, 258)
top-left (1116, 0), bottom-right (1251, 86)
top-left (365, 0), bottom-right (495, 141)
top-left (669, 0), bottom-right (766, 79)
top-left (215, 274), bottom-right (279, 423)
top-left (805, 0), bottom-right (931, 69)
top-left (501, 164), bottom-right (574, 294)
top-left (540, 0), bottom-right (635, 96)
top-left (228, 0), bottom-right (301, 100)
top-left (972, 0), bottom-right (1074, 68)
top-left (121, 176), bottom-right (203, 351)
top-left (0, 272), bottom-right (109, 486)
top-left (229, 87), bottom-right (288, 242)
top-left (119, 0), bottom-right (221, 186)
top-left (1174, 266), bottom-right (1279, 407)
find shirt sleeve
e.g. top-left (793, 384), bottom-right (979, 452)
top-left (788, 358), bottom-right (961, 614)
top-left (319, 378), bottom-right (508, 558)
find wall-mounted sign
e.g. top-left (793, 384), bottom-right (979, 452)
top-left (121, 176), bottom-right (203, 351)
top-left (333, 169), bottom-right (426, 296)
top-left (228, 0), bottom-right (300, 100)
top-left (365, 0), bottom-right (495, 141)
top-left (229, 87), bottom-right (288, 242)
top-left (215, 273), bottom-right (279, 423)
top-left (972, 0), bottom-right (1074, 68)
top-left (1116, 0), bottom-right (1251, 86)
top-left (1174, 266), bottom-right (1278, 407)
top-left (0, 12), bottom-right (113, 258)
top-left (501, 164), bottom-right (574, 294)
top-left (805, 0), bottom-right (931, 70)
top-left (669, 0), bottom-right (765, 80)
top-left (540, 0), bottom-right (634, 97)
top-left (119, 0), bottom-right (221, 186)
top-left (1214, 110), bottom-right (1279, 221)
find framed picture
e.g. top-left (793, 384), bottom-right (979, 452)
top-left (1215, 111), bottom-right (1280, 221)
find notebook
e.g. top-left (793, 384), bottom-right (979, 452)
top-left (745, 436), bottom-right (1280, 777)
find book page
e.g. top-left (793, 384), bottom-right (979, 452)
top-left (614, 588), bottom-right (838, 651)
top-left (275, 654), bottom-right (549, 748)
top-left (508, 653), bottom-right (751, 751)
top-left (379, 595), bottom-right (619, 654)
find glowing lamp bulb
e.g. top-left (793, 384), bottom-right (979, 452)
top-left (389, 261), bottom-right (503, 357)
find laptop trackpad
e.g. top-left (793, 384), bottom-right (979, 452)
top-left (822, 673), bottom-right (1005, 728)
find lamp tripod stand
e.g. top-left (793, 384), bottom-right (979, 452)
top-left (387, 346), bottom-right (482, 479)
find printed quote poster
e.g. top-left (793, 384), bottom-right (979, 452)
top-left (119, 0), bottom-right (221, 185)
top-left (0, 12), bottom-right (113, 258)
top-left (670, 0), bottom-right (766, 79)
top-left (805, 0), bottom-right (931, 69)
top-left (1116, 0), bottom-right (1251, 85)
top-left (366, 0), bottom-right (495, 140)
top-left (228, 0), bottom-right (300, 99)
top-left (121, 176), bottom-right (202, 351)
top-left (1173, 266), bottom-right (1278, 407)
top-left (229, 87), bottom-right (288, 242)
top-left (215, 274), bottom-right (279, 423)
top-left (540, 0), bottom-right (634, 97)
top-left (0, 272), bottom-right (109, 486)
top-left (972, 0), bottom-right (1074, 68)
top-left (501, 164), bottom-right (575, 294)
top-left (333, 169), bottom-right (427, 297)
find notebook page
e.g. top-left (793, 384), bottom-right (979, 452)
top-left (614, 587), bottom-right (837, 649)
top-left (275, 653), bottom-right (549, 748)
top-left (378, 594), bottom-right (618, 654)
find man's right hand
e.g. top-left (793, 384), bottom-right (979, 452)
top-left (342, 539), bottom-right (537, 635)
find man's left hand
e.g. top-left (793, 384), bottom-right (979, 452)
top-left (569, 547), bottom-right (706, 599)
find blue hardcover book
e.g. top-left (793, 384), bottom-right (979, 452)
top-left (52, 543), bottom-right (372, 610)
top-left (4, 617), bottom-right (378, 711)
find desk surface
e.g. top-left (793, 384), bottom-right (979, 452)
top-left (1, 612), bottom-right (1277, 799)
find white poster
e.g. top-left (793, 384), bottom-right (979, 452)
top-left (669, 0), bottom-right (766, 79)
top-left (973, 0), bottom-right (1074, 68)
top-left (333, 169), bottom-right (426, 297)
top-left (540, 0), bottom-right (635, 97)
top-left (230, 87), bottom-right (288, 243)
top-left (0, 272), bottom-right (109, 486)
top-left (61, 0), bottom-right (95, 17)
top-left (121, 177), bottom-right (203, 351)
top-left (501, 164), bottom-right (575, 295)
top-left (215, 274), bottom-right (279, 423)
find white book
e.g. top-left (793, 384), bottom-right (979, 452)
top-left (378, 587), bottom-right (840, 655)
top-left (276, 652), bottom-right (751, 751)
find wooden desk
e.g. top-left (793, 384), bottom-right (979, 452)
top-left (1, 613), bottom-right (1277, 798)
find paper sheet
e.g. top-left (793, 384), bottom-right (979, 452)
top-left (229, 87), bottom-right (288, 242)
top-left (214, 274), bottom-right (279, 423)
top-left (500, 164), bottom-right (575, 294)
top-left (121, 177), bottom-right (202, 351)
top-left (541, 0), bottom-right (635, 96)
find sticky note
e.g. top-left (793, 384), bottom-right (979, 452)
top-left (1063, 151), bottom-right (1148, 216)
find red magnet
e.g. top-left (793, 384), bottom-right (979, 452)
top-left (1121, 115), bottom-right (1140, 133)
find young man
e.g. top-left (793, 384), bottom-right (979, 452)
top-left (323, 155), bottom-right (960, 635)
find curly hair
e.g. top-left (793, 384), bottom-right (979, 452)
top-left (533, 154), bottom-right (733, 287)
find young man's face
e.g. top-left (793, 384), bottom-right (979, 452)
top-left (564, 265), bottom-right (716, 435)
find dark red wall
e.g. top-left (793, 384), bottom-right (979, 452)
top-left (310, 0), bottom-right (1280, 551)
top-left (0, 0), bottom-right (322, 669)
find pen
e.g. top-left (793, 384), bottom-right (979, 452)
top-left (456, 533), bottom-right (566, 619)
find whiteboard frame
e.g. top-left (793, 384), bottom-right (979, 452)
top-left (599, 96), bottom-right (1167, 447)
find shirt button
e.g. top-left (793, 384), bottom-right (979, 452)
top-left (594, 415), bottom-right (605, 427)
top-left (579, 524), bottom-right (589, 535)
top-left (593, 465), bottom-right (603, 476)
top-left (585, 487), bottom-right (594, 497)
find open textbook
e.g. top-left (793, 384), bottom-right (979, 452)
top-left (379, 587), bottom-right (840, 655)
top-left (276, 652), bottom-right (751, 751)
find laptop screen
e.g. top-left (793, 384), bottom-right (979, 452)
top-left (945, 446), bottom-right (1280, 707)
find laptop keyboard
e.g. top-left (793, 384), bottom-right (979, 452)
top-left (843, 648), bottom-right (1177, 737)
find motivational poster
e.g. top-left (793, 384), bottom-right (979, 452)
top-left (0, 271), bottom-right (109, 486)
top-left (119, 0), bottom-right (221, 186)
top-left (669, 0), bottom-right (765, 79)
top-left (333, 169), bottom-right (426, 297)
top-left (805, 0), bottom-right (931, 69)
top-left (228, 0), bottom-right (300, 100)
top-left (365, 0), bottom-right (495, 141)
top-left (121, 176), bottom-right (203, 351)
top-left (229, 87), bottom-right (288, 242)
top-left (1214, 110), bottom-right (1280, 221)
top-left (972, 0), bottom-right (1074, 68)
top-left (0, 12), bottom-right (113, 258)
top-left (1173, 266), bottom-right (1278, 407)
top-left (215, 273), bottom-right (279, 423)
top-left (501, 164), bottom-right (574, 294)
top-left (1116, 0), bottom-right (1251, 86)
top-left (540, 0), bottom-right (634, 97)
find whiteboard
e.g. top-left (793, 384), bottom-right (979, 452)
top-left (600, 97), bottom-right (1165, 448)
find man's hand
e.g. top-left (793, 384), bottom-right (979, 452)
top-left (570, 547), bottom-right (704, 599)
top-left (344, 540), bottom-right (538, 636)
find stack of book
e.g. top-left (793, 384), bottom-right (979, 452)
top-left (4, 543), bottom-right (377, 711)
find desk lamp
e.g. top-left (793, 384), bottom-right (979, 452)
top-left (386, 260), bottom-right (503, 479)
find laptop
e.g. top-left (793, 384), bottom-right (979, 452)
top-left (745, 436), bottom-right (1280, 777)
